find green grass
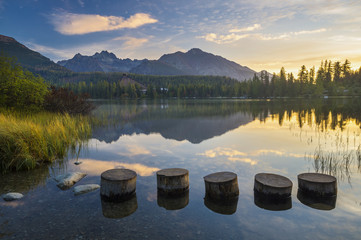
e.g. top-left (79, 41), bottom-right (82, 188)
top-left (0, 111), bottom-right (91, 173)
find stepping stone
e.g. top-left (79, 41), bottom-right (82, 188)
top-left (3, 192), bottom-right (24, 201)
top-left (73, 184), bottom-right (100, 196)
top-left (100, 169), bottom-right (137, 201)
top-left (55, 172), bottom-right (87, 190)
top-left (254, 173), bottom-right (292, 198)
top-left (298, 173), bottom-right (337, 197)
top-left (204, 171), bottom-right (239, 200)
top-left (157, 168), bottom-right (189, 196)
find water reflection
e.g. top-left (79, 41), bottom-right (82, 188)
top-left (101, 194), bottom-right (138, 219)
top-left (75, 159), bottom-right (160, 176)
top-left (254, 191), bottom-right (292, 211)
top-left (204, 196), bottom-right (238, 215)
top-left (0, 165), bottom-right (50, 195)
top-left (157, 191), bottom-right (189, 210)
top-left (297, 190), bottom-right (336, 210)
top-left (91, 98), bottom-right (361, 144)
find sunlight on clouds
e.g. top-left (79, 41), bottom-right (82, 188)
top-left (51, 12), bottom-right (158, 35)
top-left (201, 27), bottom-right (326, 44)
top-left (198, 147), bottom-right (257, 165)
top-left (230, 24), bottom-right (261, 33)
top-left (112, 36), bottom-right (149, 49)
top-left (251, 149), bottom-right (307, 158)
top-left (76, 159), bottom-right (160, 176)
top-left (200, 33), bottom-right (249, 44)
top-left (198, 147), bottom-right (308, 166)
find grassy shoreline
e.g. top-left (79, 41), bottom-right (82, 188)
top-left (0, 111), bottom-right (91, 173)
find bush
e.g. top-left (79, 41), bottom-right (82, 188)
top-left (0, 56), bottom-right (49, 110)
top-left (43, 86), bottom-right (95, 115)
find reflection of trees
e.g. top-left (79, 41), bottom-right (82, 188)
top-left (90, 98), bottom-right (361, 143)
top-left (0, 164), bottom-right (50, 195)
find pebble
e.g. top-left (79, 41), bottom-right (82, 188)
top-left (74, 184), bottom-right (100, 195)
top-left (3, 192), bottom-right (24, 201)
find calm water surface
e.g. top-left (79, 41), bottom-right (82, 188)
top-left (1, 99), bottom-right (361, 239)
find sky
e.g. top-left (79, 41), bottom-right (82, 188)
top-left (1, 0), bottom-right (361, 74)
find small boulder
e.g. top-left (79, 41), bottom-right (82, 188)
top-left (74, 184), bottom-right (100, 196)
top-left (3, 192), bottom-right (24, 201)
top-left (55, 172), bottom-right (87, 190)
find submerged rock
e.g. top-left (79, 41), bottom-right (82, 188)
top-left (73, 184), bottom-right (100, 195)
top-left (55, 172), bottom-right (87, 190)
top-left (3, 192), bottom-right (24, 201)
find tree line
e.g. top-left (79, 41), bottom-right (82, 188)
top-left (30, 58), bottom-right (361, 99)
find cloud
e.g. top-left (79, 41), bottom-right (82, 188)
top-left (200, 33), bottom-right (250, 44)
top-left (112, 36), bottom-right (149, 49)
top-left (230, 24), bottom-right (261, 33)
top-left (198, 147), bottom-right (257, 165)
top-left (200, 28), bottom-right (327, 44)
top-left (50, 11), bottom-right (158, 35)
top-left (75, 159), bottom-right (160, 176)
top-left (259, 28), bottom-right (327, 41)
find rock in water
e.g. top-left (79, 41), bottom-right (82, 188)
top-left (55, 172), bottom-right (87, 190)
top-left (3, 192), bottom-right (24, 201)
top-left (73, 184), bottom-right (100, 195)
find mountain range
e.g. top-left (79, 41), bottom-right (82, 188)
top-left (0, 34), bottom-right (267, 81)
top-left (58, 48), bottom-right (262, 81)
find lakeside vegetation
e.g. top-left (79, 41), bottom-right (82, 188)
top-left (0, 112), bottom-right (91, 173)
top-left (0, 56), bottom-right (93, 173)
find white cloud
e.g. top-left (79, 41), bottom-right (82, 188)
top-left (230, 24), bottom-right (261, 33)
top-left (50, 11), bottom-right (158, 35)
top-left (293, 28), bottom-right (327, 36)
top-left (112, 36), bottom-right (149, 50)
top-left (200, 28), bottom-right (327, 44)
top-left (200, 33), bottom-right (250, 44)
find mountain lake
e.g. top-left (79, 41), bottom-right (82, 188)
top-left (1, 98), bottom-right (361, 240)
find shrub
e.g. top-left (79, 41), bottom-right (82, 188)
top-left (43, 86), bottom-right (95, 115)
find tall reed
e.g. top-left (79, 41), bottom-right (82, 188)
top-left (0, 111), bottom-right (91, 173)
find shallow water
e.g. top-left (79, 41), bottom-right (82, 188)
top-left (1, 98), bottom-right (361, 240)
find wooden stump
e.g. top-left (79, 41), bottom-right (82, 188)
top-left (254, 191), bottom-right (292, 211)
top-left (101, 194), bottom-right (138, 219)
top-left (204, 196), bottom-right (238, 215)
top-left (157, 168), bottom-right (189, 196)
top-left (298, 173), bottom-right (337, 197)
top-left (100, 169), bottom-right (137, 201)
top-left (297, 189), bottom-right (336, 210)
top-left (254, 173), bottom-right (292, 199)
top-left (204, 172), bottom-right (239, 200)
top-left (157, 190), bottom-right (189, 210)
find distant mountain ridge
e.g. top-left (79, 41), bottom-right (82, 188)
top-left (59, 48), bottom-right (268, 81)
top-left (57, 51), bottom-right (143, 73)
top-left (0, 34), bottom-right (67, 72)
